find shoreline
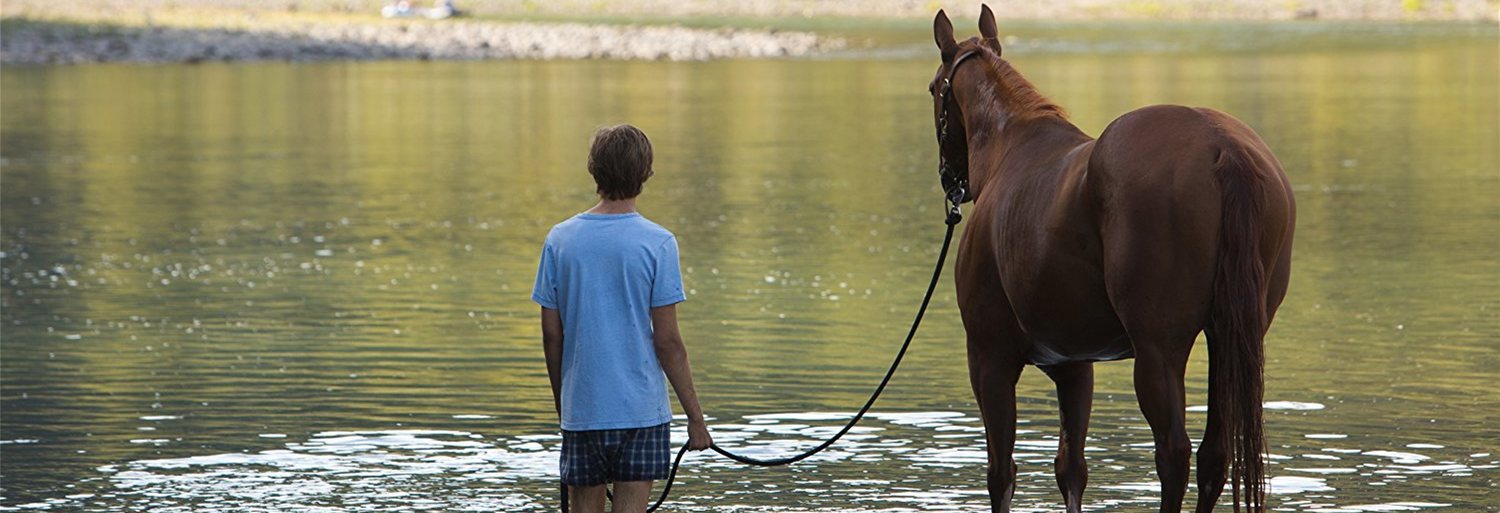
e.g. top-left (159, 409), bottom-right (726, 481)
top-left (5, 0), bottom-right (1497, 22)
top-left (2, 0), bottom-right (1495, 65)
top-left (0, 17), bottom-right (842, 65)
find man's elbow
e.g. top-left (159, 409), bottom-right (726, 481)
top-left (542, 332), bottom-right (564, 351)
top-left (653, 335), bottom-right (686, 359)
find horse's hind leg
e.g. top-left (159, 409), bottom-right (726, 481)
top-left (1095, 152), bottom-right (1218, 511)
top-left (1041, 362), bottom-right (1093, 513)
top-left (1194, 329), bottom-right (1230, 513)
top-left (1132, 335), bottom-right (1196, 513)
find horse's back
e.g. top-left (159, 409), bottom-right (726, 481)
top-left (1092, 104), bottom-right (1289, 207)
top-left (1090, 104), bottom-right (1240, 193)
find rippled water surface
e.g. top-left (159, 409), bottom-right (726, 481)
top-left (2, 21), bottom-right (1497, 512)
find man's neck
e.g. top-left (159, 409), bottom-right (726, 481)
top-left (587, 198), bottom-right (638, 214)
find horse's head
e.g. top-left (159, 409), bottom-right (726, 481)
top-left (929, 5), bottom-right (1004, 205)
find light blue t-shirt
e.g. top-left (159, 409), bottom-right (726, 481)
top-left (532, 212), bottom-right (686, 431)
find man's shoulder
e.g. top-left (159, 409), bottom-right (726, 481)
top-left (545, 214), bottom-right (587, 240)
top-left (631, 215), bottom-right (676, 243)
top-left (627, 216), bottom-right (681, 252)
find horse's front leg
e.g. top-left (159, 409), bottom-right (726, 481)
top-left (956, 215), bottom-right (1029, 511)
top-left (1041, 362), bottom-right (1094, 513)
top-left (967, 332), bottom-right (1026, 512)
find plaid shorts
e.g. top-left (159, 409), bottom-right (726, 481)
top-left (560, 422), bottom-right (671, 486)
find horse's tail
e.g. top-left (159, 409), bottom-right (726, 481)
top-left (1208, 145), bottom-right (1268, 512)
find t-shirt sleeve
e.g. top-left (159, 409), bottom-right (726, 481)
top-left (531, 242), bottom-right (559, 309)
top-left (651, 236), bottom-right (687, 308)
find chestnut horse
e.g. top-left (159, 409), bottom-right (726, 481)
top-left (929, 6), bottom-right (1294, 513)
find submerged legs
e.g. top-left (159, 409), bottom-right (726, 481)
top-left (1194, 330), bottom-right (1231, 513)
top-left (1041, 362), bottom-right (1094, 513)
top-left (1133, 342), bottom-right (1194, 513)
top-left (968, 338), bottom-right (1026, 512)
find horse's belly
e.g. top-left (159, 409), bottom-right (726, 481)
top-left (1026, 334), bottom-right (1133, 366)
top-left (1004, 262), bottom-right (1130, 365)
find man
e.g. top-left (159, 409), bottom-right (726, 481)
top-left (533, 124), bottom-right (713, 512)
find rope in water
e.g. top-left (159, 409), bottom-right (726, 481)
top-left (562, 206), bottom-right (962, 512)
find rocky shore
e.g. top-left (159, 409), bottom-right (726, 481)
top-left (6, 0), bottom-right (1497, 22)
top-left (459, 0), bottom-right (1500, 22)
top-left (2, 0), bottom-right (1493, 65)
top-left (0, 18), bottom-right (842, 65)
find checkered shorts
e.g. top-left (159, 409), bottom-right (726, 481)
top-left (560, 422), bottom-right (671, 486)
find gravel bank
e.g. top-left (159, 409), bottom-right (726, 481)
top-left (456, 0), bottom-right (1500, 22)
top-left (2, 0), bottom-right (1492, 65)
top-left (0, 18), bottom-right (843, 64)
top-left (5, 0), bottom-right (1496, 22)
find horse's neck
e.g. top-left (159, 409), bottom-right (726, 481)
top-left (959, 77), bottom-right (1080, 152)
top-left (966, 111), bottom-right (1088, 195)
top-left (999, 116), bottom-right (1088, 159)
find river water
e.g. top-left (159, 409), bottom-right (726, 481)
top-left (2, 21), bottom-right (1496, 512)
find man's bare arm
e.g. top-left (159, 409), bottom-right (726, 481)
top-left (650, 304), bottom-right (713, 450)
top-left (541, 307), bottom-right (564, 418)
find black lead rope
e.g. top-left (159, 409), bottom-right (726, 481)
top-left (561, 204), bottom-right (964, 512)
top-left (564, 47), bottom-right (980, 513)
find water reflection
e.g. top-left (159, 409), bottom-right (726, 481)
top-left (10, 408), bottom-right (1486, 511)
top-left (3, 21), bottom-right (1497, 512)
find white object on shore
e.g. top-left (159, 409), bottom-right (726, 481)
top-left (425, 0), bottom-right (457, 20)
top-left (380, 1), bottom-right (414, 19)
top-left (383, 0), bottom-right (457, 20)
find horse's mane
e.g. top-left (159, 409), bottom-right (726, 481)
top-left (966, 41), bottom-right (1066, 121)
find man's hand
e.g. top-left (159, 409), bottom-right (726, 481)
top-left (652, 304), bottom-right (713, 451)
top-left (687, 419), bottom-right (713, 451)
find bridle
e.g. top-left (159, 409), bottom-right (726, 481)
top-left (935, 49), bottom-right (982, 220)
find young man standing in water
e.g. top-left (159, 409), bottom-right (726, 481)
top-left (532, 124), bottom-right (713, 511)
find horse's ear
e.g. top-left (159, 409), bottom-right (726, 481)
top-left (978, 4), bottom-right (1002, 55)
top-left (934, 9), bottom-right (957, 60)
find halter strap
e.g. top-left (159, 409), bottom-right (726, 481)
top-left (936, 50), bottom-right (982, 211)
